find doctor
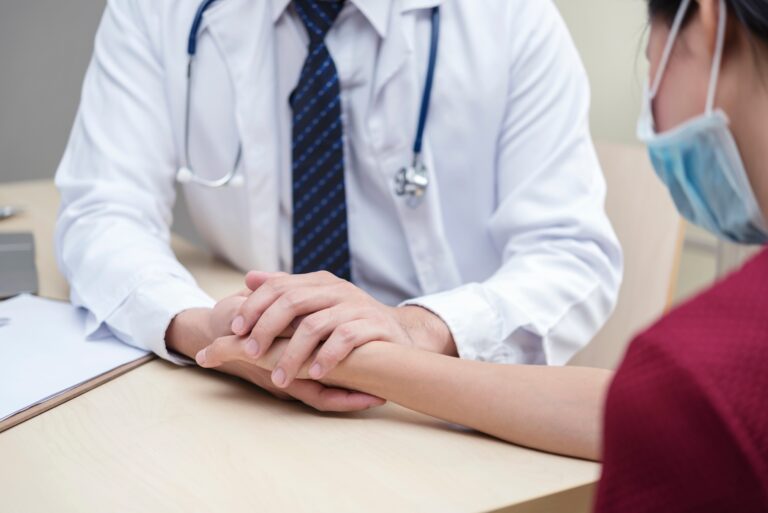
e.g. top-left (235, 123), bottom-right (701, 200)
top-left (55, 0), bottom-right (622, 410)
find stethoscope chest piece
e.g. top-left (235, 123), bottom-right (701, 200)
top-left (392, 5), bottom-right (440, 209)
top-left (394, 159), bottom-right (429, 208)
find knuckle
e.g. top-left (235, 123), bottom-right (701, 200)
top-left (260, 281), bottom-right (277, 297)
top-left (263, 278), bottom-right (287, 297)
top-left (300, 313), bottom-right (326, 335)
top-left (281, 290), bottom-right (304, 312)
top-left (335, 324), bottom-right (355, 344)
top-left (317, 270), bottom-right (336, 282)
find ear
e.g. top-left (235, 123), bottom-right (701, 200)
top-left (695, 0), bottom-right (721, 55)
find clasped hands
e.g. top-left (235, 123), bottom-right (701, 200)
top-left (193, 270), bottom-right (456, 411)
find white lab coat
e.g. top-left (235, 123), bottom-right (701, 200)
top-left (55, 0), bottom-right (623, 366)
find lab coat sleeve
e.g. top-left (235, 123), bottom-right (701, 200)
top-left (55, 0), bottom-right (215, 364)
top-left (404, 1), bottom-right (623, 365)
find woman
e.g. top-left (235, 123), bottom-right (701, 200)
top-left (192, 0), bottom-right (768, 507)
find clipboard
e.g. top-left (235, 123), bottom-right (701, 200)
top-left (0, 295), bottom-right (154, 433)
top-left (0, 354), bottom-right (154, 433)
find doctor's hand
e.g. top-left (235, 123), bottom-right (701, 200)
top-left (228, 362), bottom-right (384, 412)
top-left (167, 293), bottom-right (384, 412)
top-left (195, 271), bottom-right (457, 389)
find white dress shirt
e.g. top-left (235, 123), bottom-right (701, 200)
top-left (55, 0), bottom-right (623, 366)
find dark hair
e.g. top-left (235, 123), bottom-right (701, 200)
top-left (648, 0), bottom-right (768, 43)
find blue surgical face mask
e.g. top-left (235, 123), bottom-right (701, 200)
top-left (637, 0), bottom-right (768, 244)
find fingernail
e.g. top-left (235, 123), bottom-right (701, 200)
top-left (195, 349), bottom-right (207, 366)
top-left (309, 363), bottom-right (323, 379)
top-left (272, 368), bottom-right (286, 387)
top-left (231, 316), bottom-right (245, 334)
top-left (245, 338), bottom-right (260, 358)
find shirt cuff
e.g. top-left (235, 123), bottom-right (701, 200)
top-left (86, 276), bottom-right (216, 365)
top-left (401, 283), bottom-right (504, 361)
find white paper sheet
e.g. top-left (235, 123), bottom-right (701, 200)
top-left (0, 294), bottom-right (149, 422)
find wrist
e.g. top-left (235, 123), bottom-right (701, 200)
top-left (396, 306), bottom-right (458, 356)
top-left (323, 341), bottom-right (393, 389)
top-left (165, 307), bottom-right (214, 359)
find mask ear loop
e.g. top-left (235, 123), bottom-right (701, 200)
top-left (650, 0), bottom-right (692, 99)
top-left (706, 0), bottom-right (728, 114)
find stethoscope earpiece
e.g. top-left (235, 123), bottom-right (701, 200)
top-left (176, 167), bottom-right (194, 184)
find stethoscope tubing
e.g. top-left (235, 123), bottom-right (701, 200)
top-left (412, 6), bottom-right (439, 161)
top-left (179, 0), bottom-right (440, 190)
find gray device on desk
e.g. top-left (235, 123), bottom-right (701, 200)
top-left (0, 233), bottom-right (38, 299)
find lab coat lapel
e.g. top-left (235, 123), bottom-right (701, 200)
top-left (203, 0), bottom-right (282, 272)
top-left (373, 0), bottom-right (442, 100)
top-left (372, 5), bottom-right (411, 103)
top-left (371, 1), bottom-right (461, 295)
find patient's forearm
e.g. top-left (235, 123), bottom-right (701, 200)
top-left (323, 343), bottom-right (611, 460)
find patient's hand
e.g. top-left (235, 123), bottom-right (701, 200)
top-left (229, 359), bottom-right (382, 412)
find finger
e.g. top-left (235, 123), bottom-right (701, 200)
top-left (244, 270), bottom-right (287, 292)
top-left (209, 295), bottom-right (248, 339)
top-left (309, 319), bottom-right (386, 380)
top-left (286, 379), bottom-right (385, 412)
top-left (250, 285), bottom-right (347, 364)
top-left (272, 304), bottom-right (362, 388)
top-left (278, 321), bottom-right (300, 339)
top-left (196, 335), bottom-right (260, 368)
top-left (231, 276), bottom-right (290, 336)
top-left (261, 313), bottom-right (306, 340)
top-left (244, 269), bottom-right (338, 293)
top-left (240, 365), bottom-right (294, 401)
top-left (235, 288), bottom-right (253, 298)
top-left (232, 272), bottom-right (340, 336)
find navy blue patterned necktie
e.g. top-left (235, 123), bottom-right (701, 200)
top-left (291, 0), bottom-right (351, 280)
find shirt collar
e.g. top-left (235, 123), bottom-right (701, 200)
top-left (270, 0), bottom-right (392, 38)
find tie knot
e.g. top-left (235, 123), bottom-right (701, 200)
top-left (293, 0), bottom-right (345, 43)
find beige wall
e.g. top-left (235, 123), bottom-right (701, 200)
top-left (557, 0), bottom-right (723, 302)
top-left (555, 0), bottom-right (649, 145)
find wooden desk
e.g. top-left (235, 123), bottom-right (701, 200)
top-left (0, 180), bottom-right (600, 513)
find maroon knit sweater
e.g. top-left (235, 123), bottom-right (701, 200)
top-left (594, 249), bottom-right (768, 512)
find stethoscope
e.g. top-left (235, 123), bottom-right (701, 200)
top-left (176, 0), bottom-right (244, 187)
top-left (177, 0), bottom-right (440, 204)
